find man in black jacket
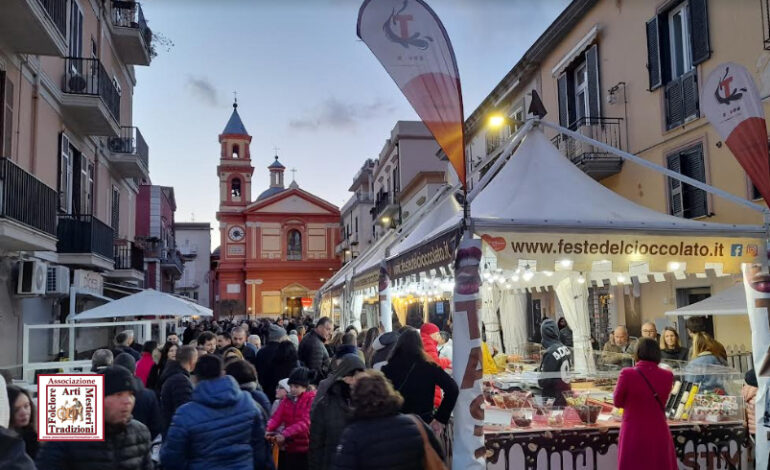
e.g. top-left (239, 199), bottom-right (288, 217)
top-left (36, 366), bottom-right (153, 470)
top-left (298, 317), bottom-right (332, 383)
top-left (538, 319), bottom-right (572, 406)
top-left (254, 323), bottom-right (287, 402)
top-left (160, 345), bottom-right (198, 436)
top-left (114, 331), bottom-right (141, 361)
top-left (114, 353), bottom-right (162, 440)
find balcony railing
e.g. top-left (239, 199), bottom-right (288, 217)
top-left (57, 215), bottom-right (114, 260)
top-left (38, 0), bottom-right (67, 37)
top-left (112, 1), bottom-right (152, 53)
top-left (160, 248), bottom-right (184, 273)
top-left (114, 241), bottom-right (144, 271)
top-left (63, 57), bottom-right (121, 122)
top-left (372, 191), bottom-right (398, 217)
top-left (550, 117), bottom-right (624, 180)
top-left (0, 158), bottom-right (57, 236)
top-left (108, 126), bottom-right (149, 168)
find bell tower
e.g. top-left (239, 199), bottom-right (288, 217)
top-left (217, 100), bottom-right (254, 211)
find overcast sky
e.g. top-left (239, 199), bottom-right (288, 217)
top-left (134, 0), bottom-right (570, 248)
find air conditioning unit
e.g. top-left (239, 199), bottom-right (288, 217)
top-left (17, 260), bottom-right (48, 295)
top-left (47, 266), bottom-right (70, 296)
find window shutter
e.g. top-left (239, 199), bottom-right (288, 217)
top-left (72, 151), bottom-right (82, 215)
top-left (646, 16), bottom-right (663, 90)
top-left (682, 70), bottom-right (699, 121)
top-left (59, 133), bottom-right (71, 213)
top-left (586, 44), bottom-right (601, 120)
top-left (682, 144), bottom-right (708, 218)
top-left (665, 78), bottom-right (684, 129)
top-left (1, 72), bottom-right (13, 157)
top-left (558, 72), bottom-right (569, 127)
top-left (667, 153), bottom-right (684, 217)
top-left (688, 0), bottom-right (711, 66)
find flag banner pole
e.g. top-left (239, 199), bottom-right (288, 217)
top-left (378, 261), bottom-right (393, 332)
top-left (452, 233), bottom-right (485, 469)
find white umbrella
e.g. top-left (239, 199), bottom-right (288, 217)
top-left (73, 289), bottom-right (213, 320)
top-left (665, 283), bottom-right (747, 317)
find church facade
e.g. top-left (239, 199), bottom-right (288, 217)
top-left (215, 104), bottom-right (341, 317)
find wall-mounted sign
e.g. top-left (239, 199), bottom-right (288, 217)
top-left (73, 270), bottom-right (103, 297)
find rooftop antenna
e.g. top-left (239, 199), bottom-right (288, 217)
top-left (273, 145), bottom-right (280, 156)
top-left (233, 91), bottom-right (238, 108)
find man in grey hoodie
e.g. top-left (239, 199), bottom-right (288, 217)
top-left (538, 319), bottom-right (572, 406)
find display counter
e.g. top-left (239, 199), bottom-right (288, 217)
top-left (482, 362), bottom-right (751, 469)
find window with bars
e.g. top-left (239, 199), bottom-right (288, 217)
top-left (667, 143), bottom-right (708, 219)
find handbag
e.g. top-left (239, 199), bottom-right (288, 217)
top-left (408, 414), bottom-right (448, 470)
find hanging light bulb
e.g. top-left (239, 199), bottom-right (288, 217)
top-left (511, 274), bottom-right (520, 282)
top-left (523, 270), bottom-right (534, 281)
top-left (559, 259), bottom-right (573, 269)
top-left (577, 273), bottom-right (586, 284)
top-left (617, 275), bottom-right (626, 284)
top-left (543, 271), bottom-right (554, 277)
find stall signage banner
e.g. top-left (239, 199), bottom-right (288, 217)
top-left (702, 63), bottom-right (770, 206)
top-left (353, 267), bottom-right (380, 291)
top-left (357, 0), bottom-right (467, 187)
top-left (300, 297), bottom-right (313, 308)
top-left (742, 263), bottom-right (770, 470)
top-left (482, 232), bottom-right (762, 274)
top-left (388, 228), bottom-right (459, 279)
top-left (73, 270), bottom-right (103, 297)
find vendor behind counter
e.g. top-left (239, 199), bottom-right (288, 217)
top-left (538, 319), bottom-right (572, 406)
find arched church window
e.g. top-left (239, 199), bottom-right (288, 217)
top-left (287, 230), bottom-right (302, 260)
top-left (232, 144), bottom-right (240, 159)
top-left (231, 178), bottom-right (241, 198)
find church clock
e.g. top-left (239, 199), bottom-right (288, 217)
top-left (228, 225), bottom-right (245, 242)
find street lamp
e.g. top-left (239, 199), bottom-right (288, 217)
top-left (488, 114), bottom-right (506, 129)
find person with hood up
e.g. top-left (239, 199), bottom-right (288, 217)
top-left (419, 323), bottom-right (452, 410)
top-left (114, 353), bottom-right (162, 440)
top-left (370, 331), bottom-right (399, 370)
top-left (36, 366), bottom-right (153, 470)
top-left (538, 319), bottom-right (572, 406)
top-left (309, 355), bottom-right (366, 470)
top-left (267, 367), bottom-right (317, 470)
top-left (161, 355), bottom-right (272, 470)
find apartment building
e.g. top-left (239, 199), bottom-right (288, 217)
top-left (371, 121), bottom-right (446, 240)
top-left (465, 0), bottom-right (768, 347)
top-left (136, 184), bottom-right (182, 293)
top-left (174, 221), bottom-right (212, 308)
top-left (336, 159), bottom-right (375, 265)
top-left (0, 0), bottom-right (153, 372)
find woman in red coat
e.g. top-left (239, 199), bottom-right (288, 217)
top-left (614, 337), bottom-right (677, 470)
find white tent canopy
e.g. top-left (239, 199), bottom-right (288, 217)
top-left (73, 289), bottom-right (213, 320)
top-left (665, 283), bottom-right (747, 317)
top-left (471, 129), bottom-right (764, 236)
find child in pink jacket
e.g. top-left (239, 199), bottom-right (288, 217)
top-left (266, 367), bottom-right (316, 470)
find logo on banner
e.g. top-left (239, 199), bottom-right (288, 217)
top-left (481, 234), bottom-right (506, 252)
top-left (731, 244), bottom-right (744, 257)
top-left (38, 375), bottom-right (104, 441)
top-left (714, 67), bottom-right (747, 105)
top-left (384, 0), bottom-right (433, 49)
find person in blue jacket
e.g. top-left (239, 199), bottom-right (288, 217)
top-left (160, 354), bottom-right (273, 470)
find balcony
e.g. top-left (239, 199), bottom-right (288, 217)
top-left (371, 191), bottom-right (399, 221)
top-left (0, 0), bottom-right (67, 56)
top-left (107, 127), bottom-right (150, 179)
top-left (550, 117), bottom-right (624, 180)
top-left (57, 215), bottom-right (115, 271)
top-left (160, 249), bottom-right (184, 276)
top-left (110, 1), bottom-right (152, 66)
top-left (60, 58), bottom-right (121, 136)
top-left (105, 240), bottom-right (144, 282)
top-left (0, 158), bottom-right (57, 251)
top-left (335, 238), bottom-right (350, 256)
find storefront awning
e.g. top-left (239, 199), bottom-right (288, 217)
top-left (470, 129), bottom-right (765, 274)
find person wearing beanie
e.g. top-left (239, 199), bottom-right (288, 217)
top-left (309, 355), bottom-right (365, 470)
top-left (371, 331), bottom-right (400, 370)
top-left (36, 366), bottom-right (153, 470)
top-left (161, 355), bottom-right (272, 470)
top-left (287, 330), bottom-right (299, 348)
top-left (225, 359), bottom-right (271, 418)
top-left (271, 378), bottom-right (291, 418)
top-left (266, 367), bottom-right (316, 470)
top-left (256, 325), bottom-right (293, 403)
top-left (419, 323), bottom-right (451, 410)
top-left (538, 319), bottom-right (572, 406)
top-left (114, 353), bottom-right (162, 440)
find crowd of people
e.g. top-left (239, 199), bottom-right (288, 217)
top-left (1, 314), bottom-right (458, 470)
top-left (0, 311), bottom-right (757, 470)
